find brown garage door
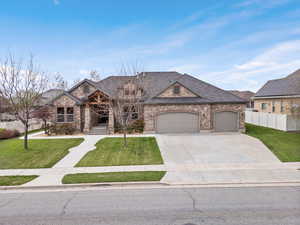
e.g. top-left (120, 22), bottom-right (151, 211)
top-left (215, 111), bottom-right (238, 132)
top-left (156, 112), bottom-right (199, 133)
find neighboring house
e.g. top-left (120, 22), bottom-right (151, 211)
top-left (229, 90), bottom-right (254, 108)
top-left (47, 72), bottom-right (247, 134)
top-left (0, 97), bottom-right (15, 121)
top-left (0, 96), bottom-right (10, 113)
top-left (253, 69), bottom-right (300, 115)
top-left (36, 89), bottom-right (64, 106)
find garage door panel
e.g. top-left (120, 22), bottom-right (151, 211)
top-left (215, 111), bottom-right (238, 132)
top-left (156, 113), bottom-right (198, 133)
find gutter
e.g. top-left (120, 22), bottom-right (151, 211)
top-left (253, 95), bottom-right (300, 100)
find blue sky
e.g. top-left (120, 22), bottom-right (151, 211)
top-left (0, 0), bottom-right (300, 91)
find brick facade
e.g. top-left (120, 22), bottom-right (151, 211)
top-left (254, 98), bottom-right (300, 115)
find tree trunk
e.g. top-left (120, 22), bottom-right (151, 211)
top-left (24, 123), bottom-right (29, 150)
top-left (123, 127), bottom-right (127, 148)
top-left (43, 120), bottom-right (47, 134)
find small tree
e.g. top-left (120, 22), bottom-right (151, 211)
top-left (0, 54), bottom-right (48, 149)
top-left (32, 106), bottom-right (51, 134)
top-left (110, 65), bottom-right (144, 147)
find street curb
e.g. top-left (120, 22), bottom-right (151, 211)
top-left (1, 181), bottom-right (300, 191)
top-left (0, 181), bottom-right (169, 191)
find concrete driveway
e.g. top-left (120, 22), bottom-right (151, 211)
top-left (155, 133), bottom-right (280, 166)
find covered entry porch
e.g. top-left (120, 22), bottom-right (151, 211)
top-left (83, 90), bottom-right (114, 134)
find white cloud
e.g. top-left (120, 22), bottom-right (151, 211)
top-left (236, 0), bottom-right (292, 8)
top-left (205, 39), bottom-right (300, 91)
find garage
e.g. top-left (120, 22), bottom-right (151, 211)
top-left (156, 112), bottom-right (199, 133)
top-left (215, 111), bottom-right (238, 132)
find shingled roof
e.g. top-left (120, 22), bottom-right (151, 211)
top-left (254, 69), bottom-right (300, 98)
top-left (96, 71), bottom-right (246, 104)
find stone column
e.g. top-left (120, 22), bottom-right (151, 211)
top-left (83, 105), bottom-right (91, 133)
top-left (108, 107), bottom-right (114, 134)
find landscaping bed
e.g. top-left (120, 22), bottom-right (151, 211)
top-left (76, 137), bottom-right (164, 167)
top-left (0, 138), bottom-right (84, 169)
top-left (0, 175), bottom-right (38, 186)
top-left (62, 171), bottom-right (166, 184)
top-left (246, 123), bottom-right (300, 162)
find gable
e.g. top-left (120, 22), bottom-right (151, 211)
top-left (157, 82), bottom-right (198, 98)
top-left (70, 81), bottom-right (97, 99)
top-left (52, 94), bottom-right (77, 106)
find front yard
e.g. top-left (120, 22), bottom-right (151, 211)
top-left (0, 175), bottom-right (38, 186)
top-left (62, 171), bottom-right (166, 184)
top-left (246, 123), bottom-right (300, 162)
top-left (0, 138), bottom-right (84, 169)
top-left (76, 137), bottom-right (164, 167)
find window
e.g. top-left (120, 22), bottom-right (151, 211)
top-left (56, 107), bottom-right (74, 122)
top-left (173, 85), bottom-right (180, 95)
top-left (131, 106), bottom-right (139, 120)
top-left (281, 104), bottom-right (284, 113)
top-left (66, 107), bottom-right (74, 122)
top-left (272, 101), bottom-right (275, 113)
top-left (261, 103), bottom-right (267, 110)
top-left (57, 107), bottom-right (65, 122)
top-left (83, 85), bottom-right (90, 94)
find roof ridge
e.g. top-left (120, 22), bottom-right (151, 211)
top-left (182, 74), bottom-right (246, 102)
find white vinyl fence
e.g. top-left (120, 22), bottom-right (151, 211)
top-left (0, 118), bottom-right (43, 133)
top-left (245, 111), bottom-right (300, 131)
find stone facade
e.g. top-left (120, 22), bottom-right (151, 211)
top-left (51, 95), bottom-right (81, 130)
top-left (158, 83), bottom-right (197, 98)
top-left (254, 98), bottom-right (300, 115)
top-left (144, 103), bottom-right (245, 133)
top-left (71, 82), bottom-right (96, 99)
top-left (144, 104), bottom-right (211, 132)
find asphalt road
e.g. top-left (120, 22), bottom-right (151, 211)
top-left (0, 186), bottom-right (299, 225)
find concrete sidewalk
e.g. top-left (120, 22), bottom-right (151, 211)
top-left (1, 163), bottom-right (299, 186)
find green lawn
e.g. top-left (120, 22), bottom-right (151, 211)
top-left (62, 171), bottom-right (166, 184)
top-left (0, 138), bottom-right (84, 169)
top-left (246, 123), bottom-right (300, 162)
top-left (0, 175), bottom-right (38, 186)
top-left (76, 137), bottom-right (164, 167)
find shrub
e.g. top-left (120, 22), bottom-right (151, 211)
top-left (114, 119), bottom-right (145, 134)
top-left (131, 119), bottom-right (144, 133)
top-left (0, 129), bottom-right (20, 139)
top-left (48, 123), bottom-right (76, 135)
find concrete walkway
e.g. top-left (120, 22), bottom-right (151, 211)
top-left (1, 132), bottom-right (299, 187)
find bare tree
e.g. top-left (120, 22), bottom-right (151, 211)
top-left (71, 78), bottom-right (81, 87)
top-left (53, 72), bottom-right (68, 90)
top-left (89, 70), bottom-right (101, 82)
top-left (32, 106), bottom-right (51, 134)
top-left (110, 65), bottom-right (145, 147)
top-left (0, 54), bottom-right (48, 149)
